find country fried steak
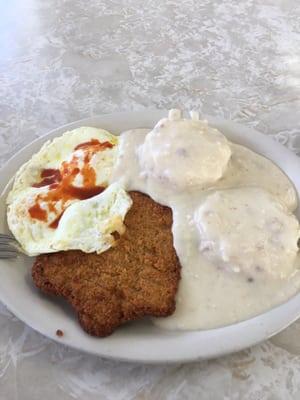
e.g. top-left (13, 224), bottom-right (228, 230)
top-left (32, 191), bottom-right (181, 337)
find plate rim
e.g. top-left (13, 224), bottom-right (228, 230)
top-left (1, 109), bottom-right (300, 363)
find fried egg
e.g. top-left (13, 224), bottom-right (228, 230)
top-left (52, 183), bottom-right (132, 254)
top-left (7, 127), bottom-right (133, 256)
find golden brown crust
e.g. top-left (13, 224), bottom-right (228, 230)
top-left (32, 191), bottom-right (181, 337)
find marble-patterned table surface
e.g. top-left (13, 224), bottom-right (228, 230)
top-left (1, 0), bottom-right (300, 399)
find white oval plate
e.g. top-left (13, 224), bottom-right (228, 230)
top-left (1, 110), bottom-right (300, 364)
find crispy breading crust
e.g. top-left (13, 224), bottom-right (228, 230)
top-left (32, 191), bottom-right (181, 337)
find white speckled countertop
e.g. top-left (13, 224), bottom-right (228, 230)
top-left (1, 0), bottom-right (300, 399)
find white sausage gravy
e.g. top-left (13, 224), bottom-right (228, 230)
top-left (110, 110), bottom-right (300, 330)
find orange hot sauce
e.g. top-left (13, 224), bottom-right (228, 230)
top-left (28, 139), bottom-right (114, 228)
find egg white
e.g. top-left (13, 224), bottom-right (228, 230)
top-left (6, 127), bottom-right (130, 256)
top-left (7, 127), bottom-right (118, 204)
top-left (52, 183), bottom-right (132, 254)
